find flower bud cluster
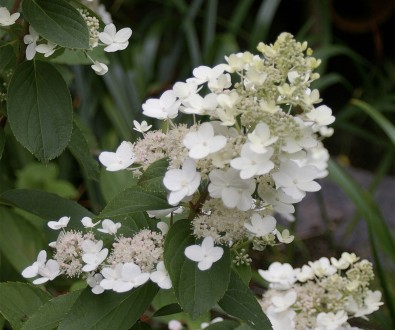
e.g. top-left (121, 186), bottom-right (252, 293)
top-left (21, 216), bottom-right (172, 293)
top-left (259, 253), bottom-right (383, 330)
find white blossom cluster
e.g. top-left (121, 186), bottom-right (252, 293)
top-left (0, 2), bottom-right (131, 75)
top-left (22, 216), bottom-right (172, 294)
top-left (99, 33), bottom-right (333, 268)
top-left (259, 253), bottom-right (383, 330)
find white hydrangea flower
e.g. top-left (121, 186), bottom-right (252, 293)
top-left (168, 320), bottom-right (183, 330)
top-left (35, 41), bottom-right (57, 57)
top-left (180, 93), bottom-right (218, 115)
top-left (183, 122), bottom-right (227, 159)
top-left (315, 311), bottom-right (348, 330)
top-left (281, 119), bottom-right (317, 153)
top-left (308, 257), bottom-right (337, 277)
top-left (47, 216), bottom-right (70, 230)
top-left (186, 64), bottom-right (226, 85)
top-left (22, 250), bottom-right (60, 285)
top-left (208, 168), bottom-right (255, 211)
top-left (247, 123), bottom-right (278, 154)
top-left (133, 120), bottom-right (152, 133)
top-left (87, 273), bottom-right (104, 294)
top-left (142, 90), bottom-right (180, 120)
top-left (274, 229), bottom-right (294, 244)
top-left (172, 81), bottom-right (198, 100)
top-left (216, 91), bottom-right (240, 126)
top-left (99, 141), bottom-right (135, 171)
top-left (81, 240), bottom-right (108, 272)
top-left (156, 221), bottom-right (169, 234)
top-left (230, 144), bottom-right (274, 179)
top-left (81, 216), bottom-right (100, 228)
top-left (100, 262), bottom-right (150, 293)
top-left (163, 158), bottom-right (201, 206)
top-left (258, 262), bottom-right (296, 290)
top-left (270, 290), bottom-right (297, 312)
top-left (97, 219), bottom-right (121, 235)
top-left (266, 307), bottom-right (296, 330)
top-left (23, 26), bottom-right (39, 60)
top-left (99, 23), bottom-right (132, 52)
top-left (150, 261), bottom-right (172, 289)
top-left (348, 290), bottom-right (384, 317)
top-left (306, 105), bottom-right (335, 126)
top-left (294, 265), bottom-right (314, 282)
top-left (244, 213), bottom-right (276, 237)
top-left (207, 73), bottom-right (232, 92)
top-left (184, 236), bottom-right (224, 271)
top-left (91, 61), bottom-right (108, 75)
top-left (272, 160), bottom-right (321, 200)
top-left (0, 7), bottom-right (20, 26)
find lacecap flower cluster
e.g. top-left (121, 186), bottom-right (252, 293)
top-left (259, 253), bottom-right (383, 330)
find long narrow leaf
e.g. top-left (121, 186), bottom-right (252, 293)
top-left (351, 99), bottom-right (395, 146)
top-left (328, 159), bottom-right (395, 262)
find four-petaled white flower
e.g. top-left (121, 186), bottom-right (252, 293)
top-left (184, 236), bottom-right (224, 271)
top-left (208, 168), bottom-right (255, 211)
top-left (23, 26), bottom-right (39, 60)
top-left (47, 216), bottom-right (70, 230)
top-left (306, 105), bottom-right (335, 126)
top-left (186, 64), bottom-right (226, 85)
top-left (244, 213), bottom-right (276, 237)
top-left (35, 41), bottom-right (57, 57)
top-left (87, 273), bottom-right (104, 294)
top-left (142, 90), bottom-right (180, 120)
top-left (247, 123), bottom-right (278, 154)
top-left (97, 219), bottom-right (121, 235)
top-left (150, 261), bottom-right (172, 289)
top-left (100, 262), bottom-right (150, 292)
top-left (258, 262), bottom-right (296, 290)
top-left (315, 311), bottom-right (348, 330)
top-left (230, 144), bottom-right (274, 179)
top-left (99, 141), bottom-right (135, 171)
top-left (91, 61), bottom-right (108, 76)
top-left (180, 93), bottom-right (218, 115)
top-left (308, 257), bottom-right (337, 278)
top-left (270, 290), bottom-right (297, 313)
top-left (272, 160), bottom-right (321, 200)
top-left (21, 250), bottom-right (60, 284)
top-left (163, 158), bottom-right (201, 205)
top-left (0, 7), bottom-right (20, 26)
top-left (99, 23), bottom-right (132, 52)
top-left (133, 120), bottom-right (152, 133)
top-left (81, 216), bottom-right (101, 228)
top-left (81, 240), bottom-right (109, 272)
top-left (183, 122), bottom-right (226, 160)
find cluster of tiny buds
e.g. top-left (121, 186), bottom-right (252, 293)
top-left (77, 8), bottom-right (100, 48)
top-left (233, 248), bottom-right (252, 266)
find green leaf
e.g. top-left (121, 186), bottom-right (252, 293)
top-left (100, 169), bottom-right (137, 203)
top-left (0, 282), bottom-right (51, 330)
top-left (21, 290), bottom-right (82, 330)
top-left (0, 208), bottom-right (45, 272)
top-left (22, 0), bottom-right (89, 49)
top-left (164, 220), bottom-right (231, 318)
top-left (328, 160), bottom-right (395, 262)
top-left (232, 263), bottom-right (252, 286)
top-left (218, 271), bottom-right (272, 330)
top-left (97, 185), bottom-right (170, 235)
top-left (7, 61), bottom-right (73, 161)
top-left (153, 303), bottom-right (183, 317)
top-left (67, 122), bottom-right (100, 181)
top-left (0, 189), bottom-right (94, 221)
top-left (59, 284), bottom-right (158, 330)
top-left (350, 99), bottom-right (395, 146)
top-left (50, 47), bottom-right (108, 65)
top-left (0, 125), bottom-right (5, 160)
top-left (137, 158), bottom-right (169, 198)
top-left (206, 320), bottom-right (240, 330)
top-left (0, 44), bottom-right (16, 71)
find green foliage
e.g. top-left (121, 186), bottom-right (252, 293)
top-left (22, 0), bottom-right (90, 49)
top-left (58, 284), bottom-right (158, 330)
top-left (218, 272), bottom-right (272, 330)
top-left (20, 290), bottom-right (82, 330)
top-left (0, 282), bottom-right (51, 330)
top-left (7, 61), bottom-right (73, 161)
top-left (164, 220), bottom-right (231, 318)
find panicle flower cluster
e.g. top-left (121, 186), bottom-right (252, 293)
top-left (21, 216), bottom-right (172, 294)
top-left (259, 253), bottom-right (383, 330)
top-left (99, 33), bottom-right (332, 269)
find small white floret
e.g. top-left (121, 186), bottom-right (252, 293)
top-left (47, 216), bottom-right (70, 230)
top-left (184, 236), bottom-right (224, 271)
top-left (97, 219), bottom-right (121, 235)
top-left (99, 23), bottom-right (132, 52)
top-left (99, 141), bottom-right (135, 171)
